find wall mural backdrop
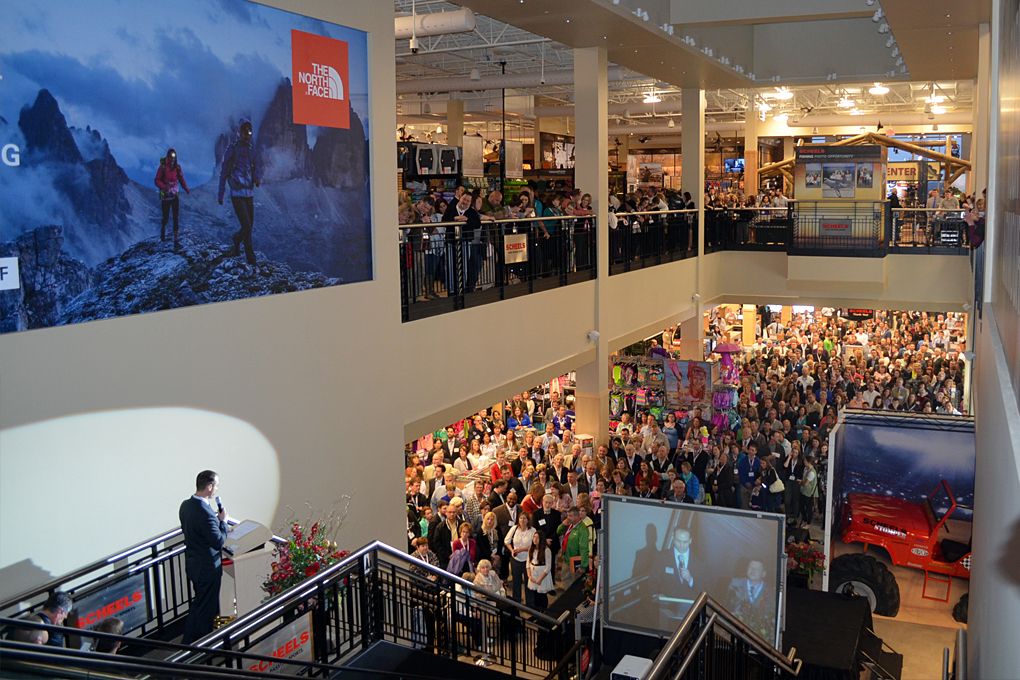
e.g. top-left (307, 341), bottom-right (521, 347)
top-left (0, 0), bottom-right (372, 333)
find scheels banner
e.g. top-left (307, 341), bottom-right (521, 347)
top-left (504, 234), bottom-right (528, 263)
top-left (71, 574), bottom-right (148, 633)
top-left (244, 614), bottom-right (314, 674)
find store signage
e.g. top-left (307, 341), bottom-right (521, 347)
top-left (0, 257), bottom-right (20, 290)
top-left (504, 234), bottom-right (528, 263)
top-left (72, 574), bottom-right (148, 633)
top-left (291, 30), bottom-right (350, 129)
top-left (795, 145), bottom-right (883, 162)
top-left (844, 309), bottom-right (874, 321)
top-left (820, 220), bottom-right (852, 234)
top-left (887, 163), bottom-right (918, 180)
top-left (245, 613), bottom-right (314, 674)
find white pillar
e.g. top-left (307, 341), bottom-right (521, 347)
top-left (973, 23), bottom-right (991, 198)
top-left (572, 47), bottom-right (611, 446)
top-left (682, 88), bottom-right (706, 287)
top-left (744, 110), bottom-right (759, 196)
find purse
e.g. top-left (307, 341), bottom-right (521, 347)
top-left (768, 476), bottom-right (786, 494)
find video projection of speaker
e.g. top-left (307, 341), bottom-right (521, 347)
top-left (603, 497), bottom-right (785, 647)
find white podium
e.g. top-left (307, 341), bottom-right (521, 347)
top-left (219, 520), bottom-right (277, 617)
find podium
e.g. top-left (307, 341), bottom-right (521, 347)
top-left (219, 520), bottom-right (277, 618)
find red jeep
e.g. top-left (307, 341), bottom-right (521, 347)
top-left (829, 479), bottom-right (971, 617)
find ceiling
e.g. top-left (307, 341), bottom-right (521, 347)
top-left (881, 0), bottom-right (991, 82)
top-left (394, 1), bottom-right (982, 139)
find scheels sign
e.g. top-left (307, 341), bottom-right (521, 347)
top-left (291, 29), bottom-right (350, 129)
top-left (71, 574), bottom-right (148, 633)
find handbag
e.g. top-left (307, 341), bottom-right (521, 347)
top-left (768, 476), bottom-right (785, 494)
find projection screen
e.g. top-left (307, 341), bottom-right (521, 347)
top-left (602, 496), bottom-right (786, 648)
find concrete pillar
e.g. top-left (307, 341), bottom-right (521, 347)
top-left (972, 23), bottom-right (991, 198)
top-left (742, 305), bottom-right (757, 347)
top-left (447, 98), bottom-right (464, 148)
top-left (678, 315), bottom-right (704, 361)
top-left (615, 133), bottom-right (630, 173)
top-left (744, 110), bottom-right (758, 196)
top-left (572, 46), bottom-right (611, 446)
top-left (682, 87), bottom-right (706, 278)
top-left (533, 116), bottom-right (544, 170)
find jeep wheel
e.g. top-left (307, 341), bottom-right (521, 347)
top-left (952, 593), bottom-right (968, 624)
top-left (828, 553), bottom-right (900, 617)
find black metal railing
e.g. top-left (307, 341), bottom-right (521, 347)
top-left (790, 200), bottom-right (887, 257)
top-left (890, 208), bottom-right (969, 254)
top-left (0, 519), bottom-right (272, 641)
top-left (399, 214), bottom-right (597, 322)
top-left (704, 207), bottom-right (792, 253)
top-left (168, 540), bottom-right (575, 678)
top-left (644, 593), bottom-right (801, 680)
top-left (609, 209), bottom-right (697, 274)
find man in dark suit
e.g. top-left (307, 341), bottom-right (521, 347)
top-left (179, 470), bottom-right (228, 644)
top-left (443, 192), bottom-right (485, 292)
top-left (442, 427), bottom-right (462, 462)
top-left (650, 526), bottom-right (705, 631)
top-left (564, 469), bottom-right (589, 504)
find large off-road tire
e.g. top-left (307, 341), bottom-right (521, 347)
top-left (828, 553), bottom-right (901, 617)
top-left (952, 593), bottom-right (968, 624)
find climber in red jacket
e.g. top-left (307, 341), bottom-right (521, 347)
top-left (154, 148), bottom-right (190, 250)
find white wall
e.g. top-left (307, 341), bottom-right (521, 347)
top-left (0, 0), bottom-right (404, 597)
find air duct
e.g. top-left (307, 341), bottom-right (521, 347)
top-left (609, 121), bottom-right (746, 136)
top-left (784, 111), bottom-right (971, 127)
top-left (395, 67), bottom-right (624, 95)
top-left (394, 9), bottom-right (476, 40)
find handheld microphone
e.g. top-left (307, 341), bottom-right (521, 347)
top-left (216, 496), bottom-right (224, 514)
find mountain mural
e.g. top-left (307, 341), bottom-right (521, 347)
top-left (1, 79), bottom-right (371, 333)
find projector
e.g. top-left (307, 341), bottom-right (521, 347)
top-left (611, 655), bottom-right (653, 680)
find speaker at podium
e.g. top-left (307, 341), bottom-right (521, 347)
top-left (219, 520), bottom-right (276, 618)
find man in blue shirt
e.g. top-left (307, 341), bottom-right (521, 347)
top-left (738, 444), bottom-right (762, 510)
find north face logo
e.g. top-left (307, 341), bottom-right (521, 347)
top-left (291, 29), bottom-right (349, 129)
top-left (297, 63), bottom-right (344, 101)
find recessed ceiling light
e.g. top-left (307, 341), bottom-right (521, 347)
top-left (946, 13), bottom-right (951, 17)
top-left (948, 31), bottom-right (952, 35)
top-left (566, 19), bottom-right (570, 22)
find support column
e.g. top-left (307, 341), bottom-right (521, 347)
top-left (533, 117), bottom-right (545, 170)
top-left (781, 305), bottom-right (792, 327)
top-left (682, 87), bottom-right (706, 274)
top-left (572, 46), bottom-right (611, 446)
top-left (742, 305), bottom-right (757, 348)
top-left (615, 133), bottom-right (629, 173)
top-left (447, 98), bottom-right (464, 148)
top-left (744, 110), bottom-right (759, 196)
top-left (678, 315), bottom-right (704, 361)
top-left (973, 23), bottom-right (991, 198)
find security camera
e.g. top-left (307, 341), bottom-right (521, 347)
top-left (963, 303), bottom-right (972, 311)
top-left (540, 76), bottom-right (546, 85)
top-left (692, 293), bottom-right (701, 302)
top-left (409, 37), bottom-right (420, 54)
top-left (588, 331), bottom-right (600, 342)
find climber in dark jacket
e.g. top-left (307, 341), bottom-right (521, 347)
top-left (217, 118), bottom-right (261, 265)
top-left (154, 148), bottom-right (190, 250)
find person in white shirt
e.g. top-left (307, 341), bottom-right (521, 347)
top-left (504, 513), bottom-right (536, 603)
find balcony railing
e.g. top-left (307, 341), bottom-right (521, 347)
top-left (790, 200), bottom-right (888, 257)
top-left (609, 209), bottom-right (698, 275)
top-left (399, 214), bottom-right (596, 322)
top-left (889, 208), bottom-right (970, 254)
top-left (704, 207), bottom-right (792, 253)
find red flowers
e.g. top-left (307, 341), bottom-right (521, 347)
top-left (262, 519), bottom-right (348, 599)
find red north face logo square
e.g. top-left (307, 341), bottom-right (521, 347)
top-left (291, 29), bottom-right (350, 129)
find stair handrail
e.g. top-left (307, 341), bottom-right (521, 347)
top-left (0, 638), bottom-right (458, 680)
top-left (645, 592), bottom-right (802, 679)
top-left (174, 539), bottom-right (569, 660)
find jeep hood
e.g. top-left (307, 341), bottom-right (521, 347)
top-left (846, 493), bottom-right (932, 537)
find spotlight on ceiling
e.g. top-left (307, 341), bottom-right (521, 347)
top-left (643, 92), bottom-right (661, 104)
top-left (932, 124), bottom-right (939, 131)
top-left (931, 105), bottom-right (947, 115)
top-left (869, 83), bottom-right (890, 95)
top-left (667, 118), bottom-right (675, 128)
top-left (838, 97), bottom-right (856, 108)
top-left (469, 68), bottom-right (481, 81)
top-left (436, 124), bottom-right (443, 134)
top-left (812, 126), bottom-right (819, 135)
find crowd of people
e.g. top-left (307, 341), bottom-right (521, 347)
top-left (398, 183), bottom-right (596, 299)
top-left (404, 307), bottom-right (970, 612)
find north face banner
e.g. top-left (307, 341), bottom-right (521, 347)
top-left (291, 29), bottom-right (350, 129)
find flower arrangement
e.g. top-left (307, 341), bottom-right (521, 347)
top-left (262, 500), bottom-right (352, 598)
top-left (582, 565), bottom-right (598, 602)
top-left (786, 542), bottom-right (826, 586)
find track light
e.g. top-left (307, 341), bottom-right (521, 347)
top-left (878, 23), bottom-right (890, 33)
top-left (469, 68), bottom-right (481, 81)
top-left (436, 124), bottom-right (443, 134)
top-left (886, 36), bottom-right (896, 48)
top-left (812, 126), bottom-right (819, 135)
top-left (932, 124), bottom-right (939, 131)
top-left (667, 118), bottom-right (675, 128)
top-left (873, 8), bottom-right (884, 22)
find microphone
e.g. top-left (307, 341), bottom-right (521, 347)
top-left (216, 496), bottom-right (224, 514)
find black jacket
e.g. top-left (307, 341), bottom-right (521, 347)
top-left (179, 497), bottom-right (228, 582)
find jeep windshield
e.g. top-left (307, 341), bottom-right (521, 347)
top-left (922, 481), bottom-right (955, 530)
